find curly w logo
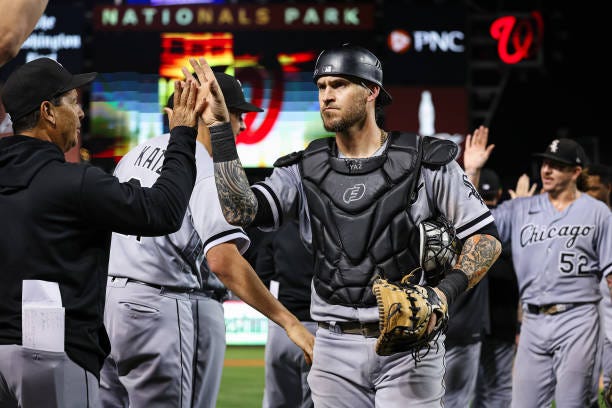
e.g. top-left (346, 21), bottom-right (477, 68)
top-left (343, 184), bottom-right (366, 203)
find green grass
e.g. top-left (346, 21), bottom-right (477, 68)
top-left (218, 346), bottom-right (265, 408)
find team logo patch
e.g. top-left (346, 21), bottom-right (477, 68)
top-left (549, 139), bottom-right (559, 153)
top-left (343, 183), bottom-right (366, 203)
top-left (462, 175), bottom-right (484, 205)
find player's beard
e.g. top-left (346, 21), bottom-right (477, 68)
top-left (321, 99), bottom-right (367, 133)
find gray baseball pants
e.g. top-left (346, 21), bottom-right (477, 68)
top-left (262, 320), bottom-right (318, 408)
top-left (0, 345), bottom-right (99, 408)
top-left (100, 278), bottom-right (194, 408)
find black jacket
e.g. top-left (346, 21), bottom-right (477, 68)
top-left (0, 127), bottom-right (197, 378)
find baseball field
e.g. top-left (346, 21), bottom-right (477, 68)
top-left (217, 346), bottom-right (609, 408)
top-left (218, 346), bottom-right (266, 408)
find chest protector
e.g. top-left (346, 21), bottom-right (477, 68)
top-left (291, 132), bottom-right (456, 307)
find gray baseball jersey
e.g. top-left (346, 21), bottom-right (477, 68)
top-left (600, 276), bottom-right (612, 392)
top-left (492, 193), bottom-right (612, 407)
top-left (492, 194), bottom-right (612, 303)
top-left (601, 277), bottom-right (612, 343)
top-left (108, 133), bottom-right (249, 287)
top-left (101, 133), bottom-right (249, 407)
top-left (253, 138), bottom-right (494, 407)
top-left (254, 145), bottom-right (494, 323)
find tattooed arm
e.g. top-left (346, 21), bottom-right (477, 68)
top-left (454, 233), bottom-right (502, 289)
top-left (433, 231), bottom-right (501, 307)
top-left (214, 160), bottom-right (258, 227)
top-left (209, 121), bottom-right (259, 227)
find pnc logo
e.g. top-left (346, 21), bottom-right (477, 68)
top-left (490, 11), bottom-right (544, 64)
top-left (387, 29), bottom-right (465, 54)
top-left (343, 183), bottom-right (366, 203)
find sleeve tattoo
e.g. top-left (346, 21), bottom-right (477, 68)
top-left (214, 160), bottom-right (258, 227)
top-left (454, 234), bottom-right (501, 289)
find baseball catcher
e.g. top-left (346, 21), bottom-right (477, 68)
top-left (373, 216), bottom-right (461, 358)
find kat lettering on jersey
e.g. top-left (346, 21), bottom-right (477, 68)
top-left (133, 145), bottom-right (166, 174)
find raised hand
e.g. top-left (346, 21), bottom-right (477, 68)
top-left (185, 57), bottom-right (229, 127)
top-left (168, 80), bottom-right (203, 129)
top-left (509, 173), bottom-right (537, 199)
top-left (464, 126), bottom-right (495, 173)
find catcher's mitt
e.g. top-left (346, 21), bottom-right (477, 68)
top-left (372, 275), bottom-right (448, 358)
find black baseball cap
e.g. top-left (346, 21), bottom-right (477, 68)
top-left (166, 72), bottom-right (263, 113)
top-left (478, 168), bottom-right (501, 200)
top-left (216, 72), bottom-right (263, 113)
top-left (1, 58), bottom-right (97, 122)
top-left (532, 138), bottom-right (589, 166)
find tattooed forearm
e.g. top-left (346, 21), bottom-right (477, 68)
top-left (454, 234), bottom-right (501, 288)
top-left (214, 160), bottom-right (258, 227)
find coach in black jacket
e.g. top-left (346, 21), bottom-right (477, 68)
top-left (0, 57), bottom-right (221, 407)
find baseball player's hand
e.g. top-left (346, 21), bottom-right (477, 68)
top-left (184, 57), bottom-right (230, 128)
top-left (285, 321), bottom-right (315, 365)
top-left (167, 79), bottom-right (204, 129)
top-left (509, 173), bottom-right (537, 199)
top-left (428, 287), bottom-right (447, 334)
top-left (463, 125), bottom-right (494, 173)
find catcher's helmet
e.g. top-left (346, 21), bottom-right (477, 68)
top-left (313, 44), bottom-right (392, 106)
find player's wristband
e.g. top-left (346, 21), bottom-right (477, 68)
top-left (210, 122), bottom-right (237, 163)
top-left (436, 269), bottom-right (469, 305)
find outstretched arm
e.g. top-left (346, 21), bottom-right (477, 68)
top-left (0, 0), bottom-right (48, 67)
top-left (206, 242), bottom-right (314, 364)
top-left (463, 125), bottom-right (495, 187)
top-left (213, 159), bottom-right (258, 227)
top-left (181, 56), bottom-right (258, 227)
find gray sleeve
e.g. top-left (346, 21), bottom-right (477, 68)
top-left (597, 208), bottom-right (612, 278)
top-left (423, 160), bottom-right (495, 240)
top-left (490, 198), bottom-right (518, 244)
top-left (252, 164), bottom-right (313, 247)
top-left (252, 164), bottom-right (302, 230)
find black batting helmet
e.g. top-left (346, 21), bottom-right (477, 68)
top-left (313, 44), bottom-right (392, 106)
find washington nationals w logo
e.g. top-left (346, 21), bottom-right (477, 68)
top-left (489, 11), bottom-right (543, 64)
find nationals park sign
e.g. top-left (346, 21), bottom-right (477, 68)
top-left (93, 3), bottom-right (374, 31)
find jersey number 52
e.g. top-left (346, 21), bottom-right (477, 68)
top-left (559, 252), bottom-right (589, 275)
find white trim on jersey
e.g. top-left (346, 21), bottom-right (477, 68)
top-left (203, 229), bottom-right (250, 257)
top-left (455, 212), bottom-right (496, 240)
top-left (252, 183), bottom-right (281, 230)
